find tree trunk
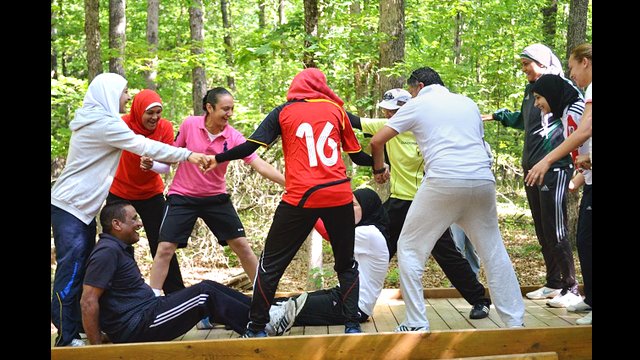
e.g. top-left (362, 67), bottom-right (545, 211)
top-left (278, 0), bottom-right (286, 25)
top-left (109, 0), bottom-right (126, 76)
top-left (189, 0), bottom-right (206, 116)
top-left (351, 0), bottom-right (373, 117)
top-left (566, 190), bottom-right (580, 248)
top-left (258, 1), bottom-right (266, 28)
top-left (540, 0), bottom-right (557, 48)
top-left (378, 0), bottom-right (405, 102)
top-left (85, 0), bottom-right (102, 82)
top-left (145, 0), bottom-right (159, 90)
top-left (303, 0), bottom-right (318, 68)
top-left (306, 229), bottom-right (324, 290)
top-left (565, 0), bottom-right (589, 73)
top-left (51, 0), bottom-right (58, 79)
top-left (453, 12), bottom-right (463, 65)
top-left (220, 0), bottom-right (235, 91)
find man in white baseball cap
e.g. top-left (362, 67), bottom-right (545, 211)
top-left (377, 88), bottom-right (412, 113)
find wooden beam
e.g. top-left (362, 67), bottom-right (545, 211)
top-left (52, 326), bottom-right (591, 360)
top-left (452, 352), bottom-right (558, 360)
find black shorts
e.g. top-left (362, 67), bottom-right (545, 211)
top-left (159, 194), bottom-right (246, 248)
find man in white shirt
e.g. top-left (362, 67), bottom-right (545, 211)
top-left (370, 66), bottom-right (525, 331)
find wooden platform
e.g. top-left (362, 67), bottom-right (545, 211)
top-left (51, 287), bottom-right (592, 359)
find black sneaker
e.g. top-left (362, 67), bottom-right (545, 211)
top-left (240, 329), bottom-right (268, 338)
top-left (469, 302), bottom-right (490, 319)
top-left (345, 323), bottom-right (362, 334)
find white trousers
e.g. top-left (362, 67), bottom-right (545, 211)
top-left (398, 178), bottom-right (524, 328)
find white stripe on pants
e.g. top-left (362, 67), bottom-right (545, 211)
top-left (398, 178), bottom-right (524, 329)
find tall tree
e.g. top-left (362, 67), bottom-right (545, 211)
top-left (278, 0), bottom-right (286, 25)
top-left (109, 0), bottom-right (126, 76)
top-left (189, 0), bottom-right (206, 116)
top-left (453, 11), bottom-right (463, 65)
top-left (378, 0), bottom-right (405, 99)
top-left (85, 0), bottom-right (102, 81)
top-left (564, 0), bottom-right (589, 245)
top-left (303, 0), bottom-right (318, 68)
top-left (565, 0), bottom-right (589, 70)
top-left (51, 0), bottom-right (58, 79)
top-left (220, 0), bottom-right (235, 90)
top-left (145, 0), bottom-right (159, 90)
top-left (540, 0), bottom-right (557, 48)
top-left (350, 0), bottom-right (373, 116)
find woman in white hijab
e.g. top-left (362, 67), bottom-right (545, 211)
top-left (482, 44), bottom-right (582, 309)
top-left (51, 73), bottom-right (211, 347)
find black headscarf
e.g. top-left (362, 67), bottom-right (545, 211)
top-left (353, 188), bottom-right (390, 243)
top-left (531, 74), bottom-right (581, 120)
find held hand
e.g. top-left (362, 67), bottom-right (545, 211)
top-left (140, 156), bottom-right (154, 171)
top-left (202, 155), bottom-right (218, 173)
top-left (524, 161), bottom-right (549, 186)
top-left (481, 114), bottom-right (494, 122)
top-left (374, 172), bottom-right (388, 184)
top-left (382, 163), bottom-right (390, 182)
top-left (187, 152), bottom-right (211, 172)
top-left (575, 154), bottom-right (591, 170)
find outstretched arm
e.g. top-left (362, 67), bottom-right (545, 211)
top-left (248, 157), bottom-right (285, 187)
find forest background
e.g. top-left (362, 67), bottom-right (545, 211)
top-left (50, 0), bottom-right (592, 292)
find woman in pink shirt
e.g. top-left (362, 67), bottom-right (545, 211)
top-left (149, 87), bottom-right (284, 296)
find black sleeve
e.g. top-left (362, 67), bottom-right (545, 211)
top-left (346, 111), bottom-right (362, 130)
top-left (215, 141), bottom-right (260, 163)
top-left (247, 104), bottom-right (285, 147)
top-left (349, 150), bottom-right (373, 166)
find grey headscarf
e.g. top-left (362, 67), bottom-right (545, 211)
top-left (520, 43), bottom-right (563, 76)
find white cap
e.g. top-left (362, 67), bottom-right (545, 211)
top-left (145, 102), bottom-right (163, 111)
top-left (377, 89), bottom-right (412, 110)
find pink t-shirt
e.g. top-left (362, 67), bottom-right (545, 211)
top-left (168, 115), bottom-right (257, 197)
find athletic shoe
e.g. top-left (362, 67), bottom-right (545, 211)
top-left (575, 311), bottom-right (592, 325)
top-left (240, 329), bottom-right (268, 338)
top-left (526, 286), bottom-right (561, 300)
top-left (196, 316), bottom-right (214, 330)
top-left (265, 298), bottom-right (297, 336)
top-left (469, 302), bottom-right (490, 319)
top-left (294, 291), bottom-right (309, 316)
top-left (68, 339), bottom-right (86, 347)
top-left (546, 291), bottom-right (582, 308)
top-left (345, 323), bottom-right (362, 333)
top-left (394, 324), bottom-right (428, 332)
top-left (567, 300), bottom-right (592, 312)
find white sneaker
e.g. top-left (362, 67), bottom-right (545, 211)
top-left (546, 292), bottom-right (583, 308)
top-left (567, 300), bottom-right (592, 312)
top-left (265, 298), bottom-right (297, 336)
top-left (394, 324), bottom-right (428, 332)
top-left (68, 339), bottom-right (86, 347)
top-left (294, 291), bottom-right (309, 316)
top-left (576, 311), bottom-right (592, 325)
top-left (526, 286), bottom-right (561, 300)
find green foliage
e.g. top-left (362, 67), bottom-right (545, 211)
top-left (309, 266), bottom-right (336, 289)
top-left (385, 267), bottom-right (400, 287)
top-left (223, 246), bottom-right (240, 267)
top-left (51, 0), bottom-right (591, 186)
top-left (51, 76), bottom-right (87, 158)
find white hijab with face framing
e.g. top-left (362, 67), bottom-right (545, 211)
top-left (520, 43), bottom-right (563, 76)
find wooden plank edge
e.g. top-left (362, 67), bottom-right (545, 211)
top-left (52, 325), bottom-right (591, 360)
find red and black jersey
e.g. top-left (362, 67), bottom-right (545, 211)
top-left (248, 99), bottom-right (361, 208)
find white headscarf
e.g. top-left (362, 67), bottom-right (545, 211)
top-left (82, 73), bottom-right (127, 118)
top-left (520, 43), bottom-right (563, 76)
